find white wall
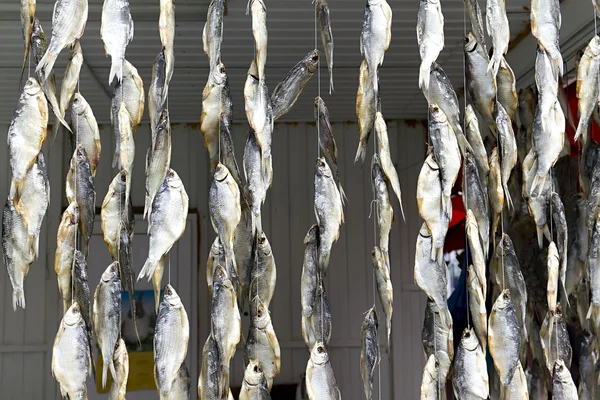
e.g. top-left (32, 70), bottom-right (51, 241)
top-left (0, 118), bottom-right (427, 399)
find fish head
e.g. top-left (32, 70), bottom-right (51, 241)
top-left (112, 170), bottom-right (128, 195)
top-left (210, 237), bottom-right (224, 257)
top-left (102, 261), bottom-right (120, 283)
top-left (31, 17), bottom-right (45, 41)
top-left (244, 360), bottom-right (264, 386)
top-left (428, 103), bottom-right (446, 124)
top-left (257, 232), bottom-right (272, 256)
top-left (166, 169), bottom-right (183, 189)
top-left (211, 63), bottom-right (228, 86)
top-left (310, 342), bottom-right (330, 365)
top-left (364, 307), bottom-right (378, 327)
top-left (553, 359), bottom-right (568, 381)
top-left (423, 153), bottom-right (439, 171)
top-left (314, 96), bottom-right (326, 116)
top-left (461, 328), bottom-right (480, 351)
top-left (371, 245), bottom-right (384, 267)
top-left (315, 157), bottom-right (332, 178)
top-left (73, 250), bottom-right (86, 274)
top-left (424, 354), bottom-right (439, 377)
top-left (374, 112), bottom-right (387, 134)
top-left (464, 32), bottom-right (477, 52)
top-left (65, 202), bottom-right (80, 225)
top-left (158, 109), bottom-right (170, 130)
top-left (247, 60), bottom-right (259, 80)
top-left (72, 144), bottom-right (90, 167)
top-left (23, 77), bottom-right (42, 96)
top-left (251, 297), bottom-right (271, 327)
top-left (162, 284), bottom-right (182, 307)
top-left (114, 338), bottom-right (127, 360)
top-left (494, 289), bottom-right (512, 310)
top-left (214, 163), bottom-right (230, 182)
top-left (587, 36), bottom-right (600, 57)
top-left (122, 60), bottom-right (137, 80)
top-left (305, 49), bottom-right (320, 73)
top-left (212, 264), bottom-right (228, 286)
top-left (72, 93), bottom-right (89, 117)
top-left (304, 224), bottom-right (319, 246)
top-left (63, 302), bottom-right (83, 326)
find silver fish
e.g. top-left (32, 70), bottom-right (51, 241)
top-left (531, 0), bottom-right (563, 77)
top-left (201, 63), bottom-right (233, 172)
top-left (499, 361), bottom-right (528, 399)
top-left (233, 202), bottom-right (255, 310)
top-left (248, 0), bottom-right (267, 83)
top-left (71, 93), bottom-right (101, 177)
top-left (496, 57), bottom-right (518, 123)
top-left (314, 157), bottom-right (344, 275)
top-left (521, 150), bottom-right (552, 247)
top-left (310, 284), bottom-right (333, 348)
top-left (245, 297), bottom-right (281, 390)
top-left (305, 342), bottom-right (342, 400)
top-left (550, 193), bottom-right (568, 300)
top-left (547, 242), bottom-right (559, 314)
top-left (101, 0), bottom-right (134, 84)
top-left (465, 104), bottom-right (489, 184)
top-left (148, 50), bottom-right (166, 140)
top-left (301, 225), bottom-right (319, 318)
top-left (417, 0), bottom-right (444, 90)
top-left (58, 40), bottom-right (83, 127)
top-left (202, 0), bottom-right (225, 71)
top-left (101, 171), bottom-right (133, 260)
top-left (361, 0), bottom-right (392, 86)
top-left (54, 202), bottom-right (78, 313)
top-left (575, 36), bottom-right (600, 145)
top-left (198, 335), bottom-right (220, 400)
top-left (8, 77), bottom-right (48, 187)
top-left (360, 307), bottom-right (379, 400)
top-left (209, 163), bottom-right (241, 278)
top-left (138, 169), bottom-right (189, 296)
top-left (244, 130), bottom-right (269, 233)
top-left (315, 96), bottom-right (346, 202)
top-left (466, 211), bottom-right (487, 297)
top-left (154, 284), bottom-right (189, 398)
top-left (494, 234), bottom-right (528, 337)
top-left (239, 360), bottom-right (271, 400)
top-left (206, 237), bottom-right (225, 299)
top-left (552, 360), bottom-right (578, 399)
top-left (467, 266), bottom-right (488, 352)
top-left (465, 32), bottom-right (496, 125)
top-left (496, 102), bottom-right (518, 212)
top-left (464, 153), bottom-right (490, 257)
top-left (272, 49), bottom-right (319, 120)
top-left (52, 303), bottom-right (91, 399)
top-left (72, 250), bottom-right (93, 363)
top-left (488, 148), bottom-right (504, 242)
top-left (421, 300), bottom-right (454, 399)
top-left (371, 154), bottom-right (394, 262)
top-left (219, 114), bottom-right (242, 190)
top-left (159, 0), bottom-right (175, 102)
top-left (93, 262), bottom-right (121, 388)
top-left (429, 104), bottom-right (460, 217)
top-left (169, 363), bottom-right (191, 400)
top-left (144, 109), bottom-right (172, 221)
top-left (250, 232), bottom-right (277, 309)
top-left (14, 152), bottom-right (50, 259)
top-left (452, 328), bottom-right (489, 399)
top-left (110, 338), bottom-right (129, 400)
top-left (373, 246), bottom-right (394, 352)
top-left (211, 265), bottom-right (241, 398)
top-left (416, 154), bottom-right (449, 263)
top-left (118, 225), bottom-right (139, 346)
top-left (485, 0), bottom-right (510, 75)
top-left (117, 102), bottom-right (134, 207)
top-left (316, 0), bottom-right (334, 93)
top-left (464, 0), bottom-right (486, 53)
top-left (488, 290), bottom-right (522, 386)
top-left (113, 60), bottom-right (145, 132)
top-left (540, 307), bottom-right (572, 373)
top-left (420, 354), bottom-right (439, 399)
top-left (355, 59), bottom-right (378, 165)
top-left (36, 0), bottom-right (88, 80)
top-left (2, 196), bottom-right (35, 310)
top-left (375, 112), bottom-right (405, 220)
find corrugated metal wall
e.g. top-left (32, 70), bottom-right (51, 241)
top-left (0, 119), bottom-right (427, 399)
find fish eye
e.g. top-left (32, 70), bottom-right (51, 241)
top-left (169, 171), bottom-right (175, 178)
top-left (120, 173), bottom-right (127, 182)
top-left (317, 346), bottom-right (324, 353)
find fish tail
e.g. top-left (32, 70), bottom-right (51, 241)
top-left (338, 181), bottom-right (348, 206)
top-left (575, 120), bottom-right (588, 143)
top-left (418, 63), bottom-right (430, 91)
top-left (329, 71), bottom-right (334, 95)
top-left (49, 94), bottom-right (72, 134)
top-left (36, 50), bottom-right (57, 81)
top-left (503, 181), bottom-right (513, 213)
top-left (318, 250), bottom-right (330, 277)
top-left (152, 258), bottom-right (165, 314)
top-left (138, 258), bottom-right (158, 282)
top-left (102, 360), bottom-right (109, 389)
top-left (143, 194), bottom-right (152, 220)
top-left (109, 58), bottom-right (123, 85)
top-left (354, 140), bottom-right (367, 165)
top-left (220, 363), bottom-right (231, 399)
top-left (487, 54), bottom-right (501, 76)
top-left (12, 288), bottom-right (25, 310)
top-left (109, 358), bottom-right (117, 386)
top-left (455, 131), bottom-right (474, 157)
top-left (535, 226), bottom-right (545, 249)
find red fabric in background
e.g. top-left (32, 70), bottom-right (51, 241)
top-left (443, 195), bottom-right (466, 253)
top-left (566, 80), bottom-right (600, 154)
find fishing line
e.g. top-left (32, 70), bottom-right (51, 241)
top-left (371, 106), bottom-right (382, 400)
top-left (315, 1), bottom-right (321, 159)
top-left (462, 3), bottom-right (471, 332)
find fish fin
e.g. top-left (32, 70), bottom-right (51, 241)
top-left (535, 226), bottom-right (544, 249)
top-left (108, 58), bottom-right (123, 85)
top-left (152, 257), bottom-right (165, 314)
top-left (503, 181), bottom-right (513, 213)
top-left (138, 258), bottom-right (158, 282)
top-left (418, 63), bottom-right (430, 91)
top-left (338, 182), bottom-right (348, 206)
top-left (455, 131), bottom-right (475, 158)
top-left (319, 251), bottom-right (330, 277)
top-left (329, 71), bottom-right (334, 95)
top-left (354, 140), bottom-right (367, 165)
top-left (36, 51), bottom-right (57, 81)
top-left (102, 360), bottom-right (108, 389)
top-left (12, 288), bottom-right (25, 310)
top-left (109, 358), bottom-right (117, 386)
top-left (487, 54), bottom-right (501, 76)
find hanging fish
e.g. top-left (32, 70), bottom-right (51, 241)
top-left (93, 262), bottom-right (121, 388)
top-left (361, 0), bottom-right (392, 88)
top-left (465, 211), bottom-right (487, 297)
top-left (316, 0), bottom-right (334, 93)
top-left (72, 250), bottom-right (94, 369)
top-left (301, 225), bottom-right (319, 319)
top-left (144, 109), bottom-right (172, 220)
top-left (272, 49), bottom-right (319, 121)
top-left (420, 354), bottom-right (440, 399)
top-left (465, 104), bottom-right (489, 184)
top-left (239, 360), bottom-right (272, 400)
top-left (416, 0), bottom-right (444, 90)
top-left (52, 303), bottom-right (91, 399)
top-left (464, 0), bottom-right (486, 53)
top-left (110, 338), bottom-right (129, 400)
top-left (421, 300), bottom-right (454, 400)
top-left (373, 246), bottom-right (393, 353)
top-left (314, 157), bottom-right (344, 275)
top-left (355, 60), bottom-right (377, 165)
top-left (360, 307), bottom-right (379, 400)
top-left (203, 0), bottom-right (225, 71)
top-left (467, 266), bottom-right (487, 352)
top-left (375, 112), bottom-right (405, 220)
top-left (315, 96), bottom-right (346, 202)
top-left (305, 342), bottom-right (341, 400)
top-left (19, 0), bottom-right (36, 83)
top-left (575, 36), bottom-right (600, 145)
top-left (552, 360), bottom-right (578, 399)
top-left (71, 93), bottom-right (101, 177)
top-left (451, 328), bottom-right (489, 399)
top-left (499, 361), bottom-right (528, 399)
top-left (496, 58), bottom-right (518, 123)
top-left (371, 154), bottom-right (393, 265)
top-left (198, 334), bottom-right (221, 400)
top-left (496, 103), bottom-right (518, 212)
top-left (58, 40), bottom-right (83, 129)
top-left (154, 284), bottom-right (190, 398)
top-left (54, 202), bottom-right (78, 313)
top-left (488, 148), bottom-right (504, 242)
top-left (118, 225), bottom-right (139, 347)
top-left (485, 0), bottom-right (510, 74)
top-left (244, 130), bottom-right (269, 233)
top-left (540, 306), bottom-right (572, 373)
top-left (249, 232), bottom-right (277, 309)
top-left (159, 0), bottom-right (175, 102)
top-left (101, 171), bottom-right (133, 260)
top-left (248, 0), bottom-right (268, 83)
top-left (101, 0), bottom-right (134, 84)
top-left (488, 290), bottom-right (522, 386)
top-left (530, 0), bottom-right (563, 77)
top-left (465, 32), bottom-right (496, 126)
top-left (148, 50), bottom-right (167, 141)
top-left (219, 114), bottom-right (243, 190)
top-left (169, 363), bottom-right (191, 399)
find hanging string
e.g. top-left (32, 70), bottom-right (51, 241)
top-left (462, 3), bottom-right (471, 331)
top-left (315, 1), bottom-right (321, 158)
top-left (72, 77), bottom-right (81, 305)
top-left (371, 107), bottom-right (382, 400)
